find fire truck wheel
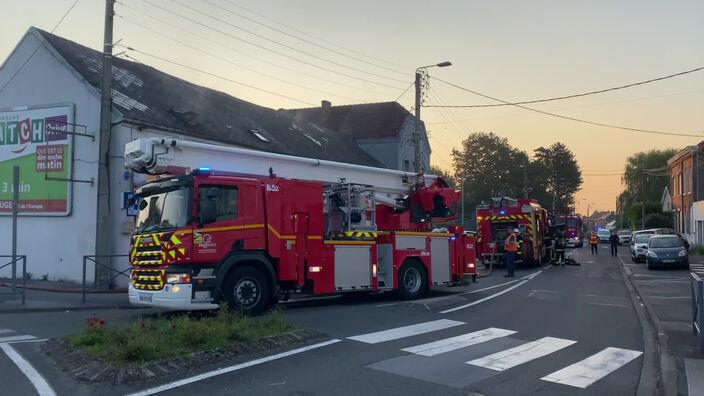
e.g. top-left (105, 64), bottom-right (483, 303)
top-left (223, 266), bottom-right (271, 315)
top-left (398, 261), bottom-right (428, 299)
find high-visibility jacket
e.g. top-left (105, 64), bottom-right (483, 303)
top-left (589, 235), bottom-right (598, 245)
top-left (505, 233), bottom-right (518, 252)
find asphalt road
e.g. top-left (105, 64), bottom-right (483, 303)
top-left (2, 244), bottom-right (649, 396)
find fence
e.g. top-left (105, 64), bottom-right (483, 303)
top-left (0, 255), bottom-right (26, 305)
top-left (692, 272), bottom-right (704, 355)
top-left (82, 254), bottom-right (130, 303)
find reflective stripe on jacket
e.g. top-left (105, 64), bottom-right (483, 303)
top-left (589, 235), bottom-right (598, 244)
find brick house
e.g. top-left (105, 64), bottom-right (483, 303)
top-left (668, 146), bottom-right (696, 243)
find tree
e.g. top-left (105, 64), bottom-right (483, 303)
top-left (622, 149), bottom-right (677, 203)
top-left (533, 142), bottom-right (583, 211)
top-left (428, 165), bottom-right (455, 188)
top-left (618, 149), bottom-right (677, 229)
top-left (453, 132), bottom-right (528, 198)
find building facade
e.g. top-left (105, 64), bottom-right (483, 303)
top-left (668, 146), bottom-right (696, 244)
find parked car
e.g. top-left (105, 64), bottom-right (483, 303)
top-left (646, 235), bottom-right (689, 270)
top-left (631, 234), bottom-right (652, 263)
top-left (597, 229), bottom-right (612, 243)
top-left (617, 230), bottom-right (632, 245)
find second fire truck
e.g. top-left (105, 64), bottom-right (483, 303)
top-left (476, 197), bottom-right (549, 268)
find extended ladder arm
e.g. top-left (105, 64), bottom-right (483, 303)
top-left (125, 137), bottom-right (438, 195)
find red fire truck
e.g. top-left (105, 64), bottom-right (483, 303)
top-left (476, 197), bottom-right (549, 268)
top-left (550, 210), bottom-right (584, 247)
top-left (124, 138), bottom-right (476, 314)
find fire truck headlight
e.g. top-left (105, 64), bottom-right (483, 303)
top-left (166, 273), bottom-right (191, 284)
top-left (172, 286), bottom-right (181, 293)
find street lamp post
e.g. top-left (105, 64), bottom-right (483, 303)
top-left (414, 61), bottom-right (452, 173)
top-left (461, 178), bottom-right (469, 226)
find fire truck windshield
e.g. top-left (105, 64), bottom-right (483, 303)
top-left (567, 218), bottom-right (578, 228)
top-left (136, 188), bottom-right (190, 233)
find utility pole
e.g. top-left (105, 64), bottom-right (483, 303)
top-left (95, 0), bottom-right (115, 286)
top-left (413, 70), bottom-right (422, 173)
top-left (641, 170), bottom-right (645, 230)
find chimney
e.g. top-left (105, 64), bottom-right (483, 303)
top-left (320, 100), bottom-right (332, 121)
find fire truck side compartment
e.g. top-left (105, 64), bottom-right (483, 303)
top-left (430, 237), bottom-right (451, 283)
top-left (334, 245), bottom-right (372, 290)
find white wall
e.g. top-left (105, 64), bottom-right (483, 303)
top-left (0, 29), bottom-right (100, 282)
top-left (692, 201), bottom-right (704, 246)
top-left (398, 116), bottom-right (431, 172)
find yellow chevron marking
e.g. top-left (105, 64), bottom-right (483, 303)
top-left (178, 248), bottom-right (185, 255)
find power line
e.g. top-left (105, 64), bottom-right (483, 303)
top-left (0, 0), bottom-right (80, 93)
top-left (163, 0), bottom-right (408, 87)
top-left (137, 0), bottom-right (404, 91)
top-left (424, 88), bottom-right (704, 125)
top-left (123, 46), bottom-right (316, 106)
top-left (394, 81), bottom-right (414, 102)
top-left (201, 0), bottom-right (408, 77)
top-left (220, 0), bottom-right (409, 71)
top-left (117, 15), bottom-right (364, 102)
top-left (431, 76), bottom-right (704, 138)
top-left (116, 1), bottom-right (390, 99)
top-left (424, 66), bottom-right (704, 108)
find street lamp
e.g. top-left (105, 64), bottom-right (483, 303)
top-left (414, 61), bottom-right (452, 173)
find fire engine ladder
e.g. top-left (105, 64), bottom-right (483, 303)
top-left (124, 137), bottom-right (439, 197)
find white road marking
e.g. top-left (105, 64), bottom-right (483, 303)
top-left (0, 329), bottom-right (14, 335)
top-left (541, 347), bottom-right (642, 388)
top-left (459, 267), bottom-right (548, 296)
top-left (347, 319), bottom-right (464, 344)
top-left (401, 328), bottom-right (516, 356)
top-left (127, 339), bottom-right (342, 396)
top-left (0, 343), bottom-right (56, 396)
top-left (0, 335), bottom-right (37, 343)
top-left (467, 337), bottom-right (577, 371)
top-left (440, 280), bottom-right (528, 314)
top-left (648, 296), bottom-right (690, 299)
top-left (459, 279), bottom-right (521, 295)
top-left (374, 303), bottom-right (397, 307)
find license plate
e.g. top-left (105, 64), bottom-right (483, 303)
top-left (662, 259), bottom-right (675, 263)
top-left (139, 293), bottom-right (152, 303)
top-left (488, 243), bottom-right (495, 248)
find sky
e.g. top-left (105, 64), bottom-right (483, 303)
top-left (2, 0), bottom-right (703, 213)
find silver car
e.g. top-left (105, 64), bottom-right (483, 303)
top-left (631, 234), bottom-right (652, 263)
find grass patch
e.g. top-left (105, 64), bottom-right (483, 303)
top-left (66, 306), bottom-right (291, 365)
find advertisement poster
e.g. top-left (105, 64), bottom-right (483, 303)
top-left (0, 104), bottom-right (74, 216)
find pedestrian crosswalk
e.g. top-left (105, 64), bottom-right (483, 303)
top-left (348, 320), bottom-right (642, 390)
top-left (690, 263), bottom-right (704, 275)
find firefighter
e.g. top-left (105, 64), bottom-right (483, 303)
top-left (589, 232), bottom-right (599, 255)
top-left (504, 228), bottom-right (518, 277)
top-left (555, 234), bottom-right (566, 266)
top-left (544, 231), bottom-right (555, 264)
top-left (609, 231), bottom-right (619, 256)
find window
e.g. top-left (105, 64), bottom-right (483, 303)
top-left (404, 160), bottom-right (410, 172)
top-left (199, 185), bottom-right (239, 221)
top-left (679, 172), bottom-right (684, 195)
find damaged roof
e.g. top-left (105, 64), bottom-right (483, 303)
top-left (34, 28), bottom-right (383, 167)
top-left (282, 101), bottom-right (416, 139)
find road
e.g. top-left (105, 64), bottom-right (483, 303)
top-left (2, 244), bottom-right (649, 395)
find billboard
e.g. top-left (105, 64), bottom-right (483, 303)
top-left (0, 104), bottom-right (74, 216)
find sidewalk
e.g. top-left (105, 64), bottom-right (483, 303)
top-left (0, 278), bottom-right (135, 314)
top-left (619, 251), bottom-right (704, 395)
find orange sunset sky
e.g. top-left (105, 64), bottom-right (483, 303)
top-left (2, 1), bottom-right (703, 213)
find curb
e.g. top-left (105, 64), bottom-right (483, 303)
top-left (618, 259), bottom-right (677, 396)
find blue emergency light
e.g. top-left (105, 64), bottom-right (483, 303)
top-left (499, 210), bottom-right (506, 215)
